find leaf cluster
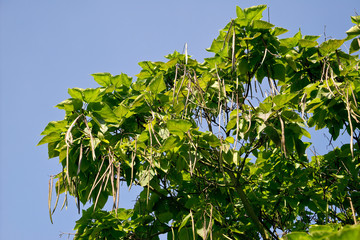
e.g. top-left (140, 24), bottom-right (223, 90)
top-left (39, 5), bottom-right (360, 240)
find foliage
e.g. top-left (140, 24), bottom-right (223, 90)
top-left (39, 5), bottom-right (360, 240)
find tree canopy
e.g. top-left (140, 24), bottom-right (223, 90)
top-left (39, 5), bottom-right (360, 240)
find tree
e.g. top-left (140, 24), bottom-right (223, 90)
top-left (38, 5), bottom-right (360, 240)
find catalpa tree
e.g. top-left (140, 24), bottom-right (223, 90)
top-left (39, 5), bottom-right (360, 240)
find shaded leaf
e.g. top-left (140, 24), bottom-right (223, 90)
top-left (349, 38), bottom-right (360, 54)
top-left (87, 102), bottom-right (118, 123)
top-left (161, 135), bottom-right (181, 152)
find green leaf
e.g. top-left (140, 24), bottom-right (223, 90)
top-left (309, 224), bottom-right (338, 237)
top-left (243, 5), bottom-right (267, 21)
top-left (264, 126), bottom-right (281, 146)
top-left (332, 225), bottom-right (360, 240)
top-left (319, 39), bottom-right (345, 55)
top-left (280, 37), bottom-right (299, 49)
top-left (203, 132), bottom-right (221, 147)
top-left (87, 102), bottom-right (118, 123)
top-left (270, 63), bottom-right (286, 81)
top-left (233, 151), bottom-right (239, 165)
top-left (40, 120), bottom-right (68, 135)
top-left (252, 20), bottom-right (274, 30)
top-left (273, 92), bottom-right (297, 107)
top-left (138, 169), bottom-right (155, 186)
top-left (196, 219), bottom-right (207, 239)
top-left (207, 40), bottom-right (224, 54)
top-left (113, 104), bottom-right (130, 119)
top-left (111, 73), bottom-right (132, 88)
top-left (351, 16), bottom-right (360, 24)
top-left (167, 119), bottom-right (192, 138)
top-left (304, 35), bottom-right (320, 41)
top-left (37, 132), bottom-right (61, 146)
top-left (237, 58), bottom-right (249, 75)
top-left (158, 128), bottom-right (170, 140)
top-left (47, 142), bottom-right (59, 158)
top-left (178, 228), bottom-right (194, 240)
top-left (225, 136), bottom-right (234, 144)
top-left (91, 72), bottom-right (112, 87)
top-left (299, 39), bottom-right (318, 48)
top-left (226, 116), bottom-right (237, 132)
top-left (178, 213), bottom-right (191, 232)
top-left (283, 232), bottom-right (312, 240)
top-left (285, 224), bottom-right (360, 240)
top-left (157, 211), bottom-right (173, 223)
top-left (285, 54), bottom-right (297, 71)
top-left (301, 128), bottom-right (311, 139)
top-left (161, 135), bottom-right (181, 152)
top-left (114, 208), bottom-right (133, 220)
top-left (148, 73), bottom-right (166, 95)
top-left (346, 25), bottom-right (360, 40)
top-left (271, 27), bottom-right (288, 36)
top-left (68, 87), bottom-right (84, 100)
top-left (83, 88), bottom-right (103, 103)
top-left (55, 98), bottom-right (83, 112)
top-left (236, 6), bottom-right (245, 19)
top-left (281, 111), bottom-right (303, 122)
top-left (349, 38), bottom-right (360, 54)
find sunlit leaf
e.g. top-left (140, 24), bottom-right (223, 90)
top-left (113, 104), bottom-right (130, 119)
top-left (319, 39), bottom-right (345, 55)
top-left (273, 92), bottom-right (298, 107)
top-left (299, 39), bottom-right (318, 48)
top-left (68, 87), bottom-right (84, 100)
top-left (283, 231), bottom-right (312, 240)
top-left (91, 72), bottom-right (112, 87)
top-left (83, 88), bottom-right (102, 103)
top-left (346, 25), bottom-right (360, 40)
top-left (111, 73), bottom-right (132, 88)
top-left (252, 20), bottom-right (274, 29)
top-left (37, 132), bottom-right (62, 146)
top-left (148, 72), bottom-right (166, 94)
top-left (243, 5), bottom-right (267, 21)
top-left (271, 27), bottom-right (288, 36)
top-left (55, 98), bottom-right (83, 112)
top-left (167, 119), bottom-right (192, 137)
top-left (236, 6), bottom-right (245, 19)
top-left (40, 120), bottom-right (68, 135)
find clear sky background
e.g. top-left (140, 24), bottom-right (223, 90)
top-left (0, 0), bottom-right (359, 239)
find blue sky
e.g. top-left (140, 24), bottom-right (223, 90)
top-left (0, 0), bottom-right (359, 239)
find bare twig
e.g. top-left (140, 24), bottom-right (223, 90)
top-left (48, 176), bottom-right (54, 224)
top-left (348, 196), bottom-right (358, 224)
